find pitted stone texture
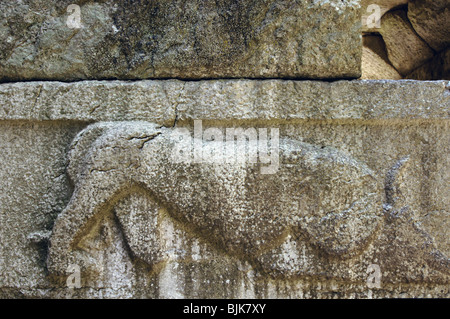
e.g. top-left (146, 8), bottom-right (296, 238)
top-left (0, 80), bottom-right (449, 298)
top-left (47, 121), bottom-right (383, 275)
top-left (2, 119), bottom-right (449, 298)
top-left (0, 0), bottom-right (361, 81)
top-left (0, 122), bottom-right (84, 290)
top-left (1, 80), bottom-right (449, 122)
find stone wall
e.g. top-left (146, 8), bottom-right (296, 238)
top-left (0, 0), bottom-right (448, 299)
top-left (361, 0), bottom-right (449, 80)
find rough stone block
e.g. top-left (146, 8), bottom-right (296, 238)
top-left (408, 0), bottom-right (450, 52)
top-left (0, 80), bottom-right (449, 298)
top-left (0, 0), bottom-right (362, 81)
top-left (379, 9), bottom-right (435, 76)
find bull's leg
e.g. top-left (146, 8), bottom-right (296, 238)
top-left (47, 170), bottom-right (130, 275)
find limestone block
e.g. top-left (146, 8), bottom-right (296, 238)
top-left (0, 80), bottom-right (449, 298)
top-left (408, 0), bottom-right (450, 52)
top-left (361, 35), bottom-right (402, 79)
top-left (0, 0), bottom-right (361, 81)
top-left (1, 80), bottom-right (449, 122)
top-left (379, 9), bottom-right (435, 76)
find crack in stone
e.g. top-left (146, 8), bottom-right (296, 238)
top-left (172, 83), bottom-right (186, 128)
top-left (33, 84), bottom-right (43, 109)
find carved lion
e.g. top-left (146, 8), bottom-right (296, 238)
top-left (48, 121), bottom-right (385, 275)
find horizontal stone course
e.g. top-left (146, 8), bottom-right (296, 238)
top-left (0, 80), bottom-right (449, 123)
top-left (0, 0), bottom-right (361, 81)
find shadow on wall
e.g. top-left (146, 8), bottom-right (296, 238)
top-left (360, 0), bottom-right (449, 80)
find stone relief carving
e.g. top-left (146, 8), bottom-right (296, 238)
top-left (47, 122), bottom-right (449, 284)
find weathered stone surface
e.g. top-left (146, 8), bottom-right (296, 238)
top-left (0, 81), bottom-right (180, 125)
top-left (0, 80), bottom-right (449, 298)
top-left (379, 9), bottom-right (435, 76)
top-left (47, 122), bottom-right (383, 276)
top-left (0, 0), bottom-right (361, 81)
top-left (408, 0), bottom-right (450, 52)
top-left (406, 47), bottom-right (450, 80)
top-left (1, 80), bottom-right (449, 122)
top-left (361, 36), bottom-right (402, 79)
